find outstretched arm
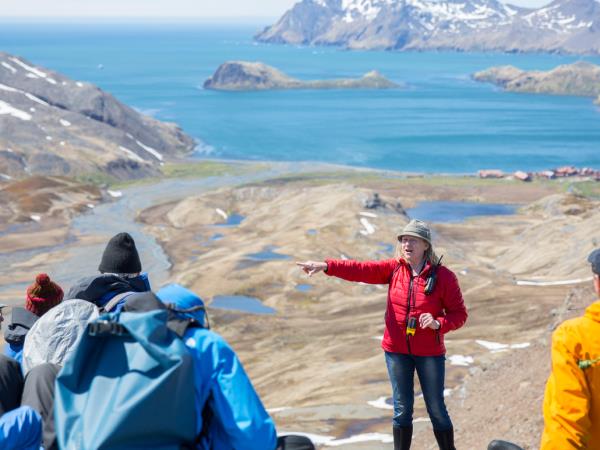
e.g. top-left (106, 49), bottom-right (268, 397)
top-left (297, 259), bottom-right (398, 284)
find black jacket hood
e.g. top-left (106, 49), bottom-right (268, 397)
top-left (4, 306), bottom-right (39, 344)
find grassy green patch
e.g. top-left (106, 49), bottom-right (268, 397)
top-left (75, 172), bottom-right (118, 187)
top-left (241, 169), bottom-right (400, 187)
top-left (567, 180), bottom-right (600, 199)
top-left (244, 170), bottom-right (555, 189)
top-left (111, 177), bottom-right (161, 189)
top-left (162, 161), bottom-right (268, 179)
top-left (76, 161), bottom-right (270, 189)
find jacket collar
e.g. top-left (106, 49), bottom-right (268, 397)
top-left (584, 300), bottom-right (600, 323)
top-left (66, 273), bottom-right (150, 307)
top-left (398, 258), bottom-right (434, 277)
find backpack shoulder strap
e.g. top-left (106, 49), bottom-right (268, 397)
top-left (101, 291), bottom-right (135, 313)
top-left (165, 304), bottom-right (209, 338)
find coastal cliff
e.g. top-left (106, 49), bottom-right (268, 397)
top-left (203, 61), bottom-right (398, 91)
top-left (0, 52), bottom-right (195, 181)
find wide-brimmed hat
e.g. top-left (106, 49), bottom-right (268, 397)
top-left (398, 219), bottom-right (431, 245)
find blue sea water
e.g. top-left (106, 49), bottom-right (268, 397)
top-left (1, 21), bottom-right (599, 173)
top-left (406, 200), bottom-right (517, 223)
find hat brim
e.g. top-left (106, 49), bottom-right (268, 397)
top-left (0, 303), bottom-right (8, 309)
top-left (398, 231), bottom-right (431, 244)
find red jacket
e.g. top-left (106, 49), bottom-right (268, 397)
top-left (325, 258), bottom-right (467, 356)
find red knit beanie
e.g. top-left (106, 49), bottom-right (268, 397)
top-left (25, 273), bottom-right (64, 317)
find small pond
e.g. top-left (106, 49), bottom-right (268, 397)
top-left (210, 295), bottom-right (275, 314)
top-left (406, 201), bottom-right (517, 223)
top-left (214, 213), bottom-right (245, 227)
top-left (245, 245), bottom-right (291, 261)
top-left (295, 284), bottom-right (313, 292)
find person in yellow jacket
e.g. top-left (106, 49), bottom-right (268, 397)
top-left (541, 248), bottom-right (600, 450)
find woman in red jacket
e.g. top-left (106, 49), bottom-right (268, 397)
top-left (297, 219), bottom-right (467, 450)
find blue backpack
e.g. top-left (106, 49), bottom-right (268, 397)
top-left (54, 308), bottom-right (198, 450)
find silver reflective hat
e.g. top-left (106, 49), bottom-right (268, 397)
top-left (398, 219), bottom-right (432, 245)
top-left (0, 304), bottom-right (7, 309)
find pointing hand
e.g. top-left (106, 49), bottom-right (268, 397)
top-left (296, 261), bottom-right (327, 277)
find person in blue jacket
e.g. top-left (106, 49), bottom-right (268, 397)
top-left (0, 406), bottom-right (43, 450)
top-left (156, 283), bottom-right (278, 450)
top-left (4, 273), bottom-right (64, 364)
top-left (0, 306), bottom-right (45, 450)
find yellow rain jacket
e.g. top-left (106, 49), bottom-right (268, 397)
top-left (541, 300), bottom-right (600, 450)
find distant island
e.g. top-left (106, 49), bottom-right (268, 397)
top-left (203, 61), bottom-right (399, 91)
top-left (256, 0), bottom-right (600, 55)
top-left (472, 61), bottom-right (600, 104)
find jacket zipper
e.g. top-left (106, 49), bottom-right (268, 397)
top-left (406, 275), bottom-right (414, 355)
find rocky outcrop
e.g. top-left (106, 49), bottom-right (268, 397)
top-left (0, 52), bottom-right (195, 181)
top-left (203, 61), bottom-right (398, 91)
top-left (473, 61), bottom-right (600, 97)
top-left (0, 176), bottom-right (102, 225)
top-left (256, 0), bottom-right (600, 55)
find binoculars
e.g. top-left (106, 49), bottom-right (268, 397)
top-left (406, 317), bottom-right (417, 336)
top-left (424, 255), bottom-right (444, 295)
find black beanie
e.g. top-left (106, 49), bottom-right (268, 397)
top-left (98, 232), bottom-right (142, 274)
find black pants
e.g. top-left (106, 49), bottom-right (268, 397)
top-left (0, 356), bottom-right (60, 450)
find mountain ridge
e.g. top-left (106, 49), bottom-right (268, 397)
top-left (256, 0), bottom-right (600, 54)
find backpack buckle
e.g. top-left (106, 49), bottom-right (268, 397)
top-left (89, 320), bottom-right (128, 337)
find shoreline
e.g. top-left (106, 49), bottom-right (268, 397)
top-left (185, 155), bottom-right (600, 181)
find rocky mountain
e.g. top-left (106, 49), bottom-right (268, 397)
top-left (0, 52), bottom-right (195, 181)
top-left (473, 61), bottom-right (600, 96)
top-left (256, 0), bottom-right (600, 54)
top-left (204, 61), bottom-right (398, 90)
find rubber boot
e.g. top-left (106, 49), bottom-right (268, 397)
top-left (433, 427), bottom-right (456, 450)
top-left (487, 440), bottom-right (524, 450)
top-left (393, 425), bottom-right (413, 450)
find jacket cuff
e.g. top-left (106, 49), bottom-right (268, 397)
top-left (436, 317), bottom-right (447, 333)
top-left (324, 259), bottom-right (335, 276)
